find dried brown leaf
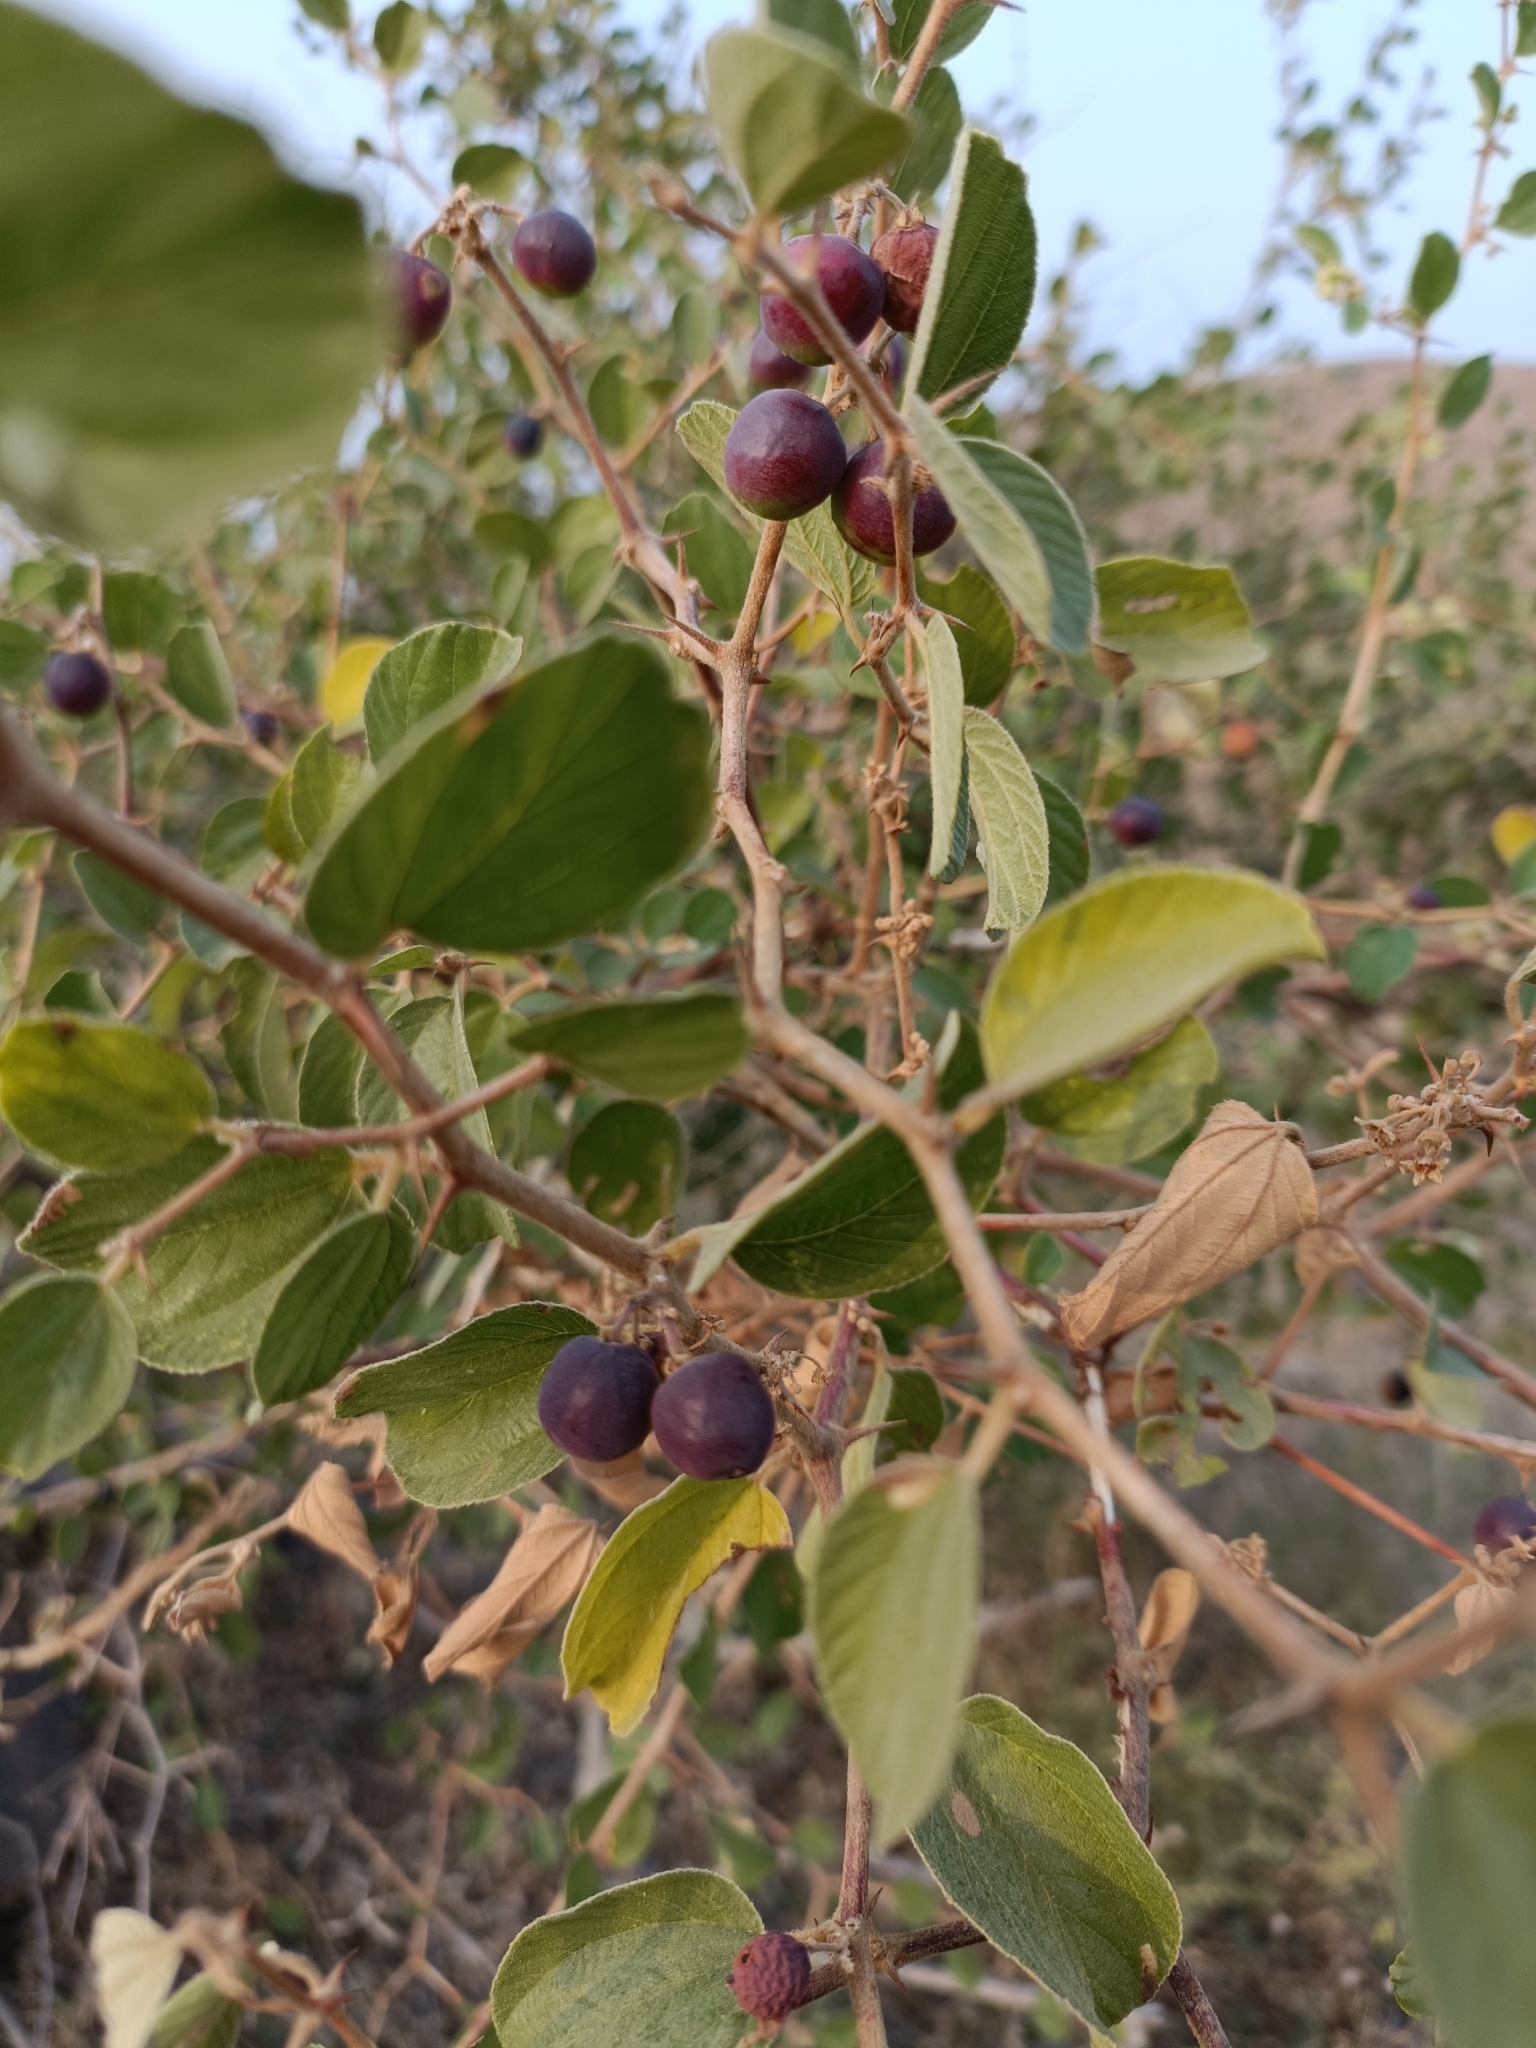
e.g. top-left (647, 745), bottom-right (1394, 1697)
top-left (1138, 1567), bottom-right (1199, 1721)
top-left (1445, 1577), bottom-right (1515, 1675)
top-left (423, 1504), bottom-right (603, 1684)
top-left (160, 1573), bottom-right (245, 1645)
top-left (570, 1451), bottom-right (669, 1511)
top-left (1293, 1223), bottom-right (1358, 1289)
top-left (1059, 1101), bottom-right (1318, 1351)
top-left (367, 1509), bottom-right (436, 1666)
top-left (287, 1461), bottom-right (381, 1582)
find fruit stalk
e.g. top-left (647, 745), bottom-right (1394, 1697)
top-left (718, 520), bottom-right (789, 1006)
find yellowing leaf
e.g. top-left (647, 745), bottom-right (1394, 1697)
top-left (1492, 804), bottom-right (1536, 865)
top-left (320, 636), bottom-right (392, 725)
top-left (562, 1477), bottom-right (791, 1734)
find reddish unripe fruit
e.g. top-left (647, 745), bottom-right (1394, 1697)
top-left (1474, 1494), bottom-right (1536, 1552)
top-left (652, 1353), bottom-right (776, 1481)
top-left (1109, 795), bottom-right (1164, 847)
top-left (512, 210), bottom-right (597, 297)
top-left (387, 250), bottom-right (452, 353)
top-left (45, 651), bottom-right (113, 719)
top-left (537, 1336), bottom-right (659, 1464)
top-left (503, 413), bottom-right (544, 459)
top-left (871, 221), bottom-right (939, 336)
top-left (729, 1932), bottom-right (811, 2021)
top-left (760, 235), bottom-right (885, 367)
top-left (748, 328), bottom-right (812, 392)
top-left (880, 333), bottom-right (908, 397)
top-left (831, 440), bottom-right (956, 565)
top-left (1220, 718), bottom-right (1260, 760)
top-left (1407, 884), bottom-right (1442, 911)
top-left (241, 709), bottom-right (281, 746)
top-left (723, 391), bottom-right (848, 522)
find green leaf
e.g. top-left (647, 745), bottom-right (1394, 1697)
top-left (473, 508), bottom-right (552, 569)
top-left (334, 1301), bottom-right (596, 1507)
top-left (676, 400), bottom-right (875, 629)
top-left (562, 1477), bottom-right (792, 1734)
top-left (661, 495), bottom-right (757, 618)
top-left (910, 130), bottom-right (1036, 408)
top-left (202, 798), bottom-right (270, 891)
top-left (759, 0), bottom-right (861, 68)
top-left (252, 1209), bottom-right (413, 1406)
top-left (491, 1870), bottom-right (761, 2048)
top-left (22, 1139), bottom-right (355, 1375)
top-left (917, 564), bottom-right (1015, 707)
top-left (1036, 770), bottom-right (1090, 904)
top-left (691, 1019), bottom-right (1003, 1295)
top-left (814, 1460), bottom-right (979, 1843)
top-left (451, 142), bottom-right (524, 200)
top-left (102, 572), bottom-right (182, 654)
top-left (73, 850), bottom-right (167, 942)
top-left (373, 0), bottom-right (426, 69)
top-left (1095, 558), bottom-right (1266, 684)
top-left (891, 0), bottom-right (991, 62)
top-left (0, 1015), bottom-right (214, 1170)
top-left (164, 622), bottom-right (237, 728)
top-left (1297, 819), bottom-right (1342, 889)
top-left (889, 66), bottom-right (964, 205)
top-left (1496, 169), bottom-right (1536, 235)
top-left (298, 0), bottom-right (349, 24)
top-left (1406, 1718), bottom-right (1536, 2048)
top-left (147, 1972), bottom-right (243, 2048)
top-left (962, 706), bottom-right (1049, 936)
top-left (305, 637), bottom-right (711, 960)
top-left (1342, 921), bottom-right (1416, 1001)
top-left (704, 26), bottom-right (912, 216)
top-left (1408, 230), bottom-right (1460, 322)
top-left (1386, 1238), bottom-right (1484, 1318)
top-left (913, 1695), bottom-right (1182, 2030)
top-left (0, 1273), bottom-right (137, 1479)
top-left (0, 618), bottom-right (48, 685)
top-left (567, 1101), bottom-right (685, 1234)
top-left (1438, 354), bottom-right (1492, 429)
top-left (1472, 61), bottom-right (1502, 124)
top-left (1179, 1330), bottom-right (1273, 1452)
top-left (298, 1010), bottom-right (364, 1128)
top-left (1521, 0), bottom-right (1536, 57)
top-left (509, 990), bottom-right (747, 1102)
top-left (587, 355), bottom-right (650, 448)
top-left (0, 5), bottom-right (381, 547)
top-left (1389, 1946), bottom-right (1433, 2021)
top-left (363, 621), bottom-right (520, 764)
top-left (286, 726), bottom-right (359, 856)
top-left (220, 959), bottom-right (295, 1119)
top-left (908, 400), bottom-right (1092, 651)
top-left (1021, 1014), bottom-right (1218, 1166)
top-left (923, 617), bottom-right (966, 880)
top-left (981, 866), bottom-right (1324, 1098)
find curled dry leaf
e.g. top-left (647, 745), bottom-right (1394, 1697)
top-left (1059, 1102), bottom-right (1318, 1352)
top-left (159, 1569), bottom-right (246, 1645)
top-left (1445, 1577), bottom-right (1516, 1675)
top-left (571, 1449), bottom-right (670, 1511)
top-left (1137, 1567), bottom-right (1200, 1724)
top-left (424, 1503), bottom-right (604, 1684)
top-left (287, 1460), bottom-right (380, 1582)
top-left (1293, 1224), bottom-right (1358, 1290)
top-left (367, 1507), bottom-right (437, 1665)
top-left (91, 1908), bottom-right (185, 2048)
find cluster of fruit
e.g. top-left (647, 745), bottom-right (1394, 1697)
top-left (536, 1335), bottom-right (777, 1481)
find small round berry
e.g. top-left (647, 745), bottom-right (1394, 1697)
top-left (1220, 718), bottom-right (1260, 761)
top-left (1407, 885), bottom-right (1442, 911)
top-left (241, 708), bottom-right (281, 747)
top-left (729, 1932), bottom-right (811, 2022)
top-left (1474, 1495), bottom-right (1536, 1553)
top-left (880, 333), bottom-right (908, 397)
top-left (723, 390), bottom-right (848, 522)
top-left (871, 221), bottom-right (939, 336)
top-left (512, 210), bottom-right (597, 298)
top-left (503, 413), bottom-right (544, 459)
top-left (387, 250), bottom-right (452, 354)
top-left (748, 328), bottom-right (812, 392)
top-left (831, 441), bottom-right (956, 565)
top-left (1108, 796), bottom-right (1165, 848)
top-left (760, 235), bottom-right (885, 367)
top-left (1379, 1368), bottom-right (1413, 1407)
top-left (45, 651), bottom-right (113, 719)
top-left (537, 1336), bottom-right (659, 1464)
top-left (652, 1353), bottom-right (776, 1481)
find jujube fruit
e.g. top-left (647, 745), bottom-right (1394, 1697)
top-left (729, 1931), bottom-right (811, 2021)
top-left (1379, 1367), bottom-right (1413, 1407)
top-left (880, 333), bottom-right (907, 397)
top-left (512, 210), bottom-right (597, 297)
top-left (1407, 884), bottom-right (1442, 911)
top-left (1109, 795), bottom-right (1164, 847)
top-left (387, 249), bottom-right (452, 353)
top-left (537, 1336), bottom-right (659, 1463)
top-left (831, 441), bottom-right (955, 565)
top-left (241, 708), bottom-right (281, 746)
top-left (748, 328), bottom-right (812, 392)
top-left (723, 391), bottom-right (848, 521)
top-left (760, 235), bottom-right (885, 367)
top-left (503, 413), bottom-right (544, 459)
top-left (871, 221), bottom-right (939, 335)
top-left (45, 651), bottom-right (113, 719)
top-left (1474, 1494), bottom-right (1536, 1552)
top-left (651, 1353), bottom-right (776, 1480)
top-left (1220, 718), bottom-right (1260, 760)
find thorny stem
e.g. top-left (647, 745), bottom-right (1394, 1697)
top-left (719, 521), bottom-right (790, 1006)
top-left (1089, 1502), bottom-right (1152, 1839)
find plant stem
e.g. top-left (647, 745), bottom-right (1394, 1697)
top-left (1091, 1505), bottom-right (1151, 1838)
top-left (1167, 1956), bottom-right (1233, 2048)
top-left (890, 0), bottom-right (970, 109)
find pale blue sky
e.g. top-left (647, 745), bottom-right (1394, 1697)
top-left (30, 0), bottom-right (1535, 377)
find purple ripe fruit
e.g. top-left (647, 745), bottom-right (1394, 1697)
top-left (1109, 795), bottom-right (1165, 847)
top-left (512, 210), bottom-right (597, 298)
top-left (1474, 1494), bottom-right (1536, 1553)
top-left (241, 708), bottom-right (281, 747)
top-left (871, 221), bottom-right (939, 336)
top-left (748, 328), bottom-right (812, 393)
top-left (723, 390), bottom-right (848, 522)
top-left (1407, 885), bottom-right (1442, 911)
top-left (760, 235), bottom-right (885, 367)
top-left (652, 1353), bottom-right (776, 1481)
top-left (537, 1336), bottom-right (659, 1464)
top-left (831, 440), bottom-right (955, 565)
top-left (387, 249), bottom-right (452, 354)
top-left (880, 333), bottom-right (907, 397)
top-left (729, 1932), bottom-right (811, 2022)
top-left (45, 651), bottom-right (113, 719)
top-left (503, 413), bottom-right (544, 459)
